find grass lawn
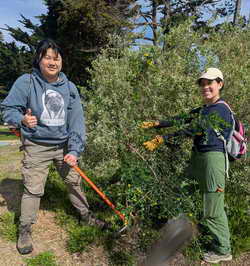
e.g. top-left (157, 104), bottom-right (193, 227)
top-left (0, 126), bottom-right (19, 141)
top-left (0, 145), bottom-right (22, 180)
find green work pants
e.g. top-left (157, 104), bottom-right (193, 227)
top-left (20, 138), bottom-right (89, 225)
top-left (190, 151), bottom-right (231, 255)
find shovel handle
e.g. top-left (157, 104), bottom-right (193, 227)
top-left (73, 165), bottom-right (125, 222)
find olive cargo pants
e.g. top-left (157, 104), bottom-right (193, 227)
top-left (190, 151), bottom-right (231, 255)
top-left (20, 138), bottom-right (89, 225)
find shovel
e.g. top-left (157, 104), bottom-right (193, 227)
top-left (141, 214), bottom-right (196, 266)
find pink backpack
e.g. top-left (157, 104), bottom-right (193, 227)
top-left (214, 101), bottom-right (247, 161)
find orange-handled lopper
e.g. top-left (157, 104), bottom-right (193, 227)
top-left (72, 165), bottom-right (126, 223)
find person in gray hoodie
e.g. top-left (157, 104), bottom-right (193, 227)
top-left (2, 39), bottom-right (105, 255)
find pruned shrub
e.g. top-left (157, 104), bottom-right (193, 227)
top-left (79, 21), bottom-right (250, 258)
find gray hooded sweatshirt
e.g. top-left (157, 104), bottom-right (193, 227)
top-left (1, 69), bottom-right (85, 157)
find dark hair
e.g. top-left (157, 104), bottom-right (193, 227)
top-left (198, 77), bottom-right (224, 91)
top-left (33, 39), bottom-right (63, 70)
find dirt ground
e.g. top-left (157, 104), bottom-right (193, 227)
top-left (0, 143), bottom-right (249, 266)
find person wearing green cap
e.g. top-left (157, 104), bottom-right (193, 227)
top-left (141, 68), bottom-right (233, 263)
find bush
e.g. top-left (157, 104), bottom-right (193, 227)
top-left (78, 20), bottom-right (250, 259)
top-left (226, 160), bottom-right (250, 256)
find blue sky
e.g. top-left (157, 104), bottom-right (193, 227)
top-left (0, 0), bottom-right (47, 42)
top-left (135, 0), bottom-right (250, 45)
top-left (0, 0), bottom-right (250, 43)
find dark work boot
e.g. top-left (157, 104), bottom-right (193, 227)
top-left (17, 224), bottom-right (33, 255)
top-left (80, 212), bottom-right (107, 230)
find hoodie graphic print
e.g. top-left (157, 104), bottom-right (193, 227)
top-left (41, 89), bottom-right (65, 126)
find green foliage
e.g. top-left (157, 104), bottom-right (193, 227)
top-left (202, 23), bottom-right (250, 121)
top-left (135, 0), bottom-right (237, 46)
top-left (0, 212), bottom-right (17, 242)
top-left (24, 251), bottom-right (57, 266)
top-left (137, 227), bottom-right (160, 252)
top-left (4, 0), bottom-right (136, 87)
top-left (66, 225), bottom-right (101, 253)
top-left (0, 41), bottom-right (32, 94)
top-left (109, 250), bottom-right (135, 266)
top-left (84, 19), bottom-right (201, 225)
top-left (226, 160), bottom-right (250, 256)
top-left (80, 20), bottom-right (250, 258)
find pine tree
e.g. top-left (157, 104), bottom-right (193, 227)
top-left (0, 39), bottom-right (31, 97)
top-left (4, 0), bottom-right (136, 86)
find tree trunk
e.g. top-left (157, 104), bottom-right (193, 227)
top-left (152, 0), bottom-right (157, 46)
top-left (233, 0), bottom-right (242, 25)
top-left (162, 0), bottom-right (171, 50)
top-left (163, 0), bottom-right (171, 24)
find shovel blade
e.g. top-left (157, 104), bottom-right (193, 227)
top-left (142, 215), bottom-right (195, 266)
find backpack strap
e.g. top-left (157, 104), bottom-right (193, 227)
top-left (215, 100), bottom-right (235, 114)
top-left (214, 128), bottom-right (230, 179)
top-left (213, 100), bottom-right (235, 179)
top-left (213, 100), bottom-right (236, 142)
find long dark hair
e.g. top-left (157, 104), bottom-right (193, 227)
top-left (33, 39), bottom-right (63, 70)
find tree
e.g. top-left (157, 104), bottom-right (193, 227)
top-left (0, 40), bottom-right (31, 98)
top-left (233, 0), bottom-right (242, 25)
top-left (133, 0), bottom-right (236, 46)
top-left (3, 0), bottom-right (137, 86)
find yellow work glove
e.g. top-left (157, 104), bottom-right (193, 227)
top-left (143, 135), bottom-right (164, 151)
top-left (141, 121), bottom-right (160, 129)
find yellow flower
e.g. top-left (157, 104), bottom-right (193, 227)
top-left (144, 53), bottom-right (149, 57)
